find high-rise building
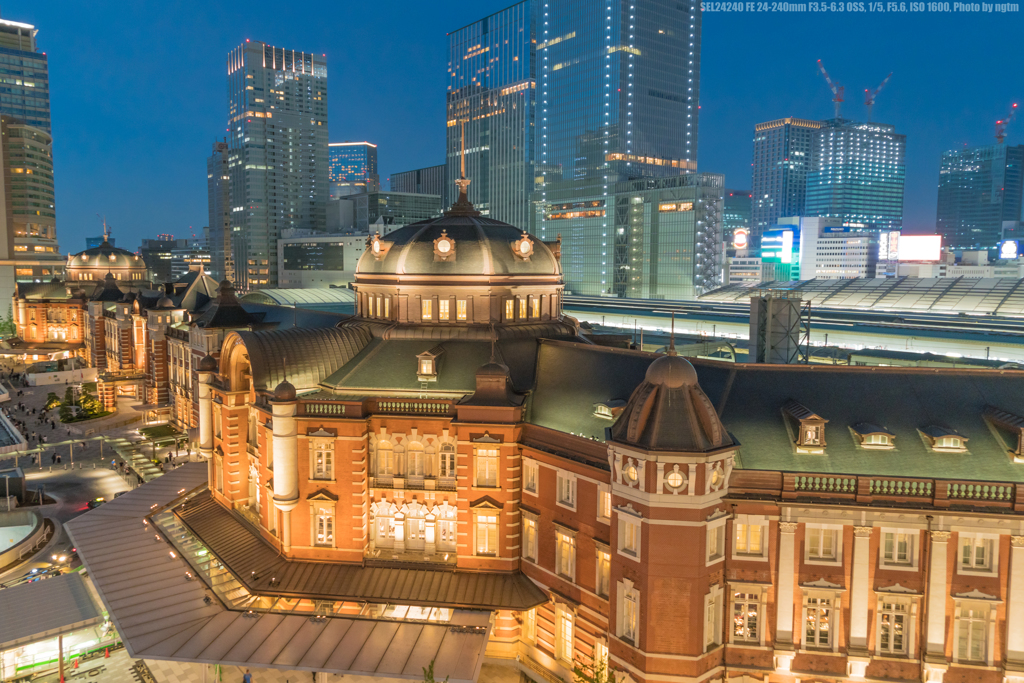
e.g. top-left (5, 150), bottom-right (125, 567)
top-left (446, 2), bottom-right (536, 229)
top-left (0, 18), bottom-right (50, 133)
top-left (805, 118), bottom-right (906, 232)
top-left (531, 0), bottom-right (703, 297)
top-left (936, 144), bottom-right (1024, 252)
top-left (723, 189), bottom-right (752, 244)
top-left (85, 236), bottom-right (113, 249)
top-left (750, 118), bottom-right (821, 240)
top-left (206, 140), bottom-right (234, 282)
top-left (328, 142), bottom-right (378, 197)
top-left (391, 165), bottom-right (445, 196)
top-left (226, 41), bottom-right (328, 290)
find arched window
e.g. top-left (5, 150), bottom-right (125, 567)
top-left (376, 440), bottom-right (394, 477)
top-left (372, 501), bottom-right (396, 549)
top-left (434, 502), bottom-right (457, 553)
top-left (404, 501), bottom-right (426, 551)
top-left (407, 441), bottom-right (425, 478)
top-left (248, 461), bottom-right (260, 515)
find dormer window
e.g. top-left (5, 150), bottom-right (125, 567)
top-left (416, 345), bottom-right (445, 382)
top-left (920, 426), bottom-right (968, 453)
top-left (782, 400), bottom-right (828, 454)
top-left (593, 399), bottom-right (626, 420)
top-left (984, 406), bottom-right (1024, 461)
top-left (852, 423), bottom-right (896, 450)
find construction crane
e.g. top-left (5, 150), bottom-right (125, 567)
top-left (864, 72), bottom-right (892, 122)
top-left (996, 103), bottom-right (1019, 144)
top-left (816, 59), bottom-right (844, 119)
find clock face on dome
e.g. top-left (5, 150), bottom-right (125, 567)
top-left (433, 230), bottom-right (456, 261)
top-left (512, 233), bottom-right (534, 260)
top-left (437, 238), bottom-right (452, 253)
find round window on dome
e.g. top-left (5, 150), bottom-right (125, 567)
top-left (625, 464), bottom-right (638, 483)
top-left (438, 239), bottom-right (452, 253)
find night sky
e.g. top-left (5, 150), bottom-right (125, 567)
top-left (17, 0), bottom-right (1024, 252)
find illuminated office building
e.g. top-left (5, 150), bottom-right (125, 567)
top-left (225, 41), bottom-right (328, 290)
top-left (328, 141), bottom-right (378, 196)
top-left (750, 118), bottom-right (821, 240)
top-left (723, 189), bottom-right (751, 245)
top-left (937, 144), bottom-right (1024, 252)
top-left (392, 164), bottom-right (445, 196)
top-left (446, 1), bottom-right (536, 229)
top-left (206, 140), bottom-right (234, 282)
top-left (804, 118), bottom-right (906, 232)
top-left (0, 17), bottom-right (50, 133)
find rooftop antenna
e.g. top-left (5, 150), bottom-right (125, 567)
top-left (668, 313), bottom-right (677, 356)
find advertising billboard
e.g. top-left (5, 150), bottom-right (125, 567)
top-left (1000, 240), bottom-right (1019, 260)
top-left (897, 235), bottom-right (941, 262)
top-left (733, 228), bottom-right (749, 250)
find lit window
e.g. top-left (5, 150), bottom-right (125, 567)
top-left (596, 548), bottom-right (611, 597)
top-left (957, 603), bottom-right (989, 662)
top-left (707, 522), bottom-right (725, 563)
top-left (384, 297), bottom-right (390, 318)
top-left (807, 527), bottom-right (840, 562)
top-left (439, 299), bottom-right (449, 321)
top-left (732, 591), bottom-right (760, 643)
top-left (735, 522), bottom-right (763, 556)
top-left (315, 507), bottom-right (334, 547)
top-left (419, 358), bottom-right (434, 375)
top-left (597, 485), bottom-right (611, 523)
top-left (475, 447), bottom-right (499, 487)
top-left (619, 513), bottom-right (641, 558)
top-left (523, 458), bottom-right (538, 495)
top-left (704, 587), bottom-right (722, 650)
top-left (555, 528), bottom-right (576, 580)
top-left (438, 443), bottom-right (456, 478)
top-left (313, 442), bottom-right (333, 480)
top-left (406, 441), bottom-right (425, 477)
top-left (505, 299), bottom-right (514, 320)
top-left (804, 595), bottom-right (833, 649)
top-left (556, 608), bottom-right (574, 663)
top-left (376, 440), bottom-right (395, 477)
top-left (475, 512), bottom-right (498, 555)
top-left (519, 297), bottom-right (527, 319)
top-left (619, 583), bottom-right (640, 643)
top-left (531, 297), bottom-right (540, 319)
top-left (881, 531), bottom-right (915, 567)
top-left (523, 514), bottom-right (538, 561)
top-left (878, 598), bottom-right (909, 655)
top-left (522, 608), bottom-right (537, 642)
top-left (456, 299), bottom-right (467, 321)
top-left (421, 299), bottom-right (432, 320)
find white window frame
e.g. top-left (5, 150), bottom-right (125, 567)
top-left (555, 526), bottom-right (577, 581)
top-left (879, 529), bottom-right (919, 571)
top-left (617, 579), bottom-right (640, 644)
top-left (310, 439), bottom-right (334, 481)
top-left (703, 585), bottom-right (723, 652)
top-left (522, 607), bottom-right (537, 642)
top-left (556, 469), bottom-right (577, 511)
top-left (522, 511), bottom-right (538, 562)
top-left (474, 510), bottom-right (499, 556)
top-left (875, 594), bottom-right (914, 657)
top-left (802, 591), bottom-right (840, 652)
top-left (732, 514), bottom-right (768, 561)
top-left (595, 545), bottom-right (611, 598)
top-left (597, 484), bottom-right (611, 524)
top-left (805, 525), bottom-right (843, 566)
top-left (730, 586), bottom-right (766, 646)
top-left (314, 504), bottom-right (335, 548)
top-left (617, 508), bottom-right (642, 561)
top-left (523, 458), bottom-right (539, 496)
top-left (706, 516), bottom-right (727, 566)
top-left (953, 600), bottom-right (995, 665)
top-left (475, 447), bottom-right (499, 488)
top-left (957, 532), bottom-right (998, 576)
top-left (556, 605), bottom-right (575, 663)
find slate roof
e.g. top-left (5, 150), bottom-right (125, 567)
top-left (238, 326), bottom-right (374, 392)
top-left (178, 492), bottom-right (547, 611)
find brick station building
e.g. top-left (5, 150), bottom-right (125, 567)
top-left (73, 186), bottom-right (1024, 683)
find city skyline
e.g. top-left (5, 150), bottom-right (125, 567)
top-left (12, 0), bottom-right (1023, 251)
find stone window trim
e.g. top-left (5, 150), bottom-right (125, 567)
top-left (729, 582), bottom-right (769, 647)
top-left (951, 591), bottom-right (1001, 666)
top-left (472, 504), bottom-right (501, 557)
top-left (311, 499), bottom-right (337, 549)
top-left (732, 514), bottom-right (769, 562)
top-left (595, 541), bottom-right (611, 599)
top-left (616, 578), bottom-right (641, 645)
top-left (955, 530), bottom-right (1000, 577)
top-left (703, 584), bottom-right (724, 652)
top-left (522, 510), bottom-right (539, 563)
top-left (554, 602), bottom-right (576, 664)
top-left (554, 523), bottom-right (578, 582)
top-left (804, 523), bottom-right (844, 566)
top-left (555, 469), bottom-right (577, 511)
top-left (878, 528), bottom-right (920, 572)
top-left (873, 587), bottom-right (920, 659)
top-left (307, 430), bottom-right (335, 482)
top-left (800, 583), bottom-right (845, 653)
top-left (706, 512), bottom-right (728, 566)
top-left (474, 446), bottom-right (500, 489)
top-left (523, 458), bottom-right (539, 496)
top-left (596, 483), bottom-right (611, 524)
top-left (616, 504), bottom-right (642, 562)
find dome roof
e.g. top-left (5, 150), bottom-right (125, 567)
top-left (156, 296), bottom-right (175, 309)
top-left (356, 216), bottom-right (559, 278)
top-left (645, 354), bottom-right (699, 388)
top-left (273, 380), bottom-right (297, 402)
top-left (198, 354), bottom-right (218, 372)
top-left (67, 240), bottom-right (146, 272)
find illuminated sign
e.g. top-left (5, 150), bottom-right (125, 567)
top-left (761, 227), bottom-right (799, 265)
top-left (897, 235), bottom-right (941, 262)
top-left (733, 228), bottom-right (749, 250)
top-left (1000, 240), bottom-right (1019, 260)
top-left (658, 202), bottom-right (694, 212)
top-left (878, 231), bottom-right (900, 261)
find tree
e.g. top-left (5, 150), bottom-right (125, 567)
top-left (0, 304), bottom-right (15, 337)
top-left (574, 657), bottom-right (616, 683)
top-left (58, 405), bottom-right (73, 422)
top-left (45, 393), bottom-right (61, 411)
top-left (422, 660), bottom-right (448, 683)
top-left (64, 386), bottom-right (74, 406)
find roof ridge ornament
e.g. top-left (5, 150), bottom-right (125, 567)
top-left (444, 120), bottom-right (481, 217)
top-left (668, 312), bottom-right (677, 356)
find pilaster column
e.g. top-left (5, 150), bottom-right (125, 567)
top-left (774, 521), bottom-right (799, 672)
top-left (926, 530), bottom-right (951, 657)
top-left (1006, 536), bottom-right (1024, 667)
top-left (197, 370), bottom-right (213, 459)
top-left (272, 395), bottom-right (299, 552)
top-left (847, 526), bottom-right (873, 678)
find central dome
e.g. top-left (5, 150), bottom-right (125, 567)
top-left (66, 239), bottom-right (148, 282)
top-left (356, 215), bottom-right (560, 278)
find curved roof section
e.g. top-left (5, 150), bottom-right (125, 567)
top-left (701, 277), bottom-right (1024, 317)
top-left (239, 288), bottom-right (356, 315)
top-left (235, 326), bottom-right (373, 392)
top-left (67, 240), bottom-right (147, 272)
top-left (356, 215), bottom-right (559, 278)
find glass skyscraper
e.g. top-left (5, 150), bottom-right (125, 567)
top-left (804, 118), bottom-right (906, 232)
top-left (750, 118), bottom-right (821, 241)
top-left (0, 18), bottom-right (49, 133)
top-left (446, 1), bottom-right (536, 229)
top-left (392, 165), bottom-right (445, 196)
top-left (207, 140), bottom-right (234, 282)
top-left (226, 41), bottom-right (328, 290)
top-left (328, 141), bottom-right (379, 196)
top-left (532, 0), bottom-right (702, 296)
top-left (936, 144), bottom-right (1024, 252)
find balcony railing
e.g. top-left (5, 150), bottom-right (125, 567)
top-left (730, 470), bottom-right (1024, 511)
top-left (372, 399), bottom-right (455, 416)
top-left (371, 476), bottom-right (457, 492)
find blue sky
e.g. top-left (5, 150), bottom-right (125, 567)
top-left (18, 0), bottom-right (1024, 251)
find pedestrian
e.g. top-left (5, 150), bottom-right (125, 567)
top-left (56, 454), bottom-right (61, 464)
top-left (50, 452), bottom-right (55, 464)
top-left (243, 670), bottom-right (252, 683)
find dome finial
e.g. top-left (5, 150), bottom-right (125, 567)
top-left (668, 312), bottom-right (677, 356)
top-left (445, 119), bottom-right (481, 217)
